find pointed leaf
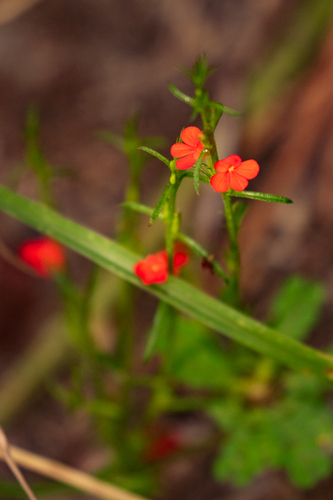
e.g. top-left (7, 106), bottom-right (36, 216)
top-left (121, 201), bottom-right (154, 217)
top-left (229, 190), bottom-right (293, 204)
top-left (148, 183), bottom-right (172, 226)
top-left (193, 149), bottom-right (207, 195)
top-left (168, 83), bottom-right (194, 105)
top-left (138, 146), bottom-right (170, 167)
top-left (209, 100), bottom-right (242, 118)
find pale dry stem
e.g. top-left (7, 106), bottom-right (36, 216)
top-left (0, 427), bottom-right (38, 500)
top-left (0, 435), bottom-right (149, 500)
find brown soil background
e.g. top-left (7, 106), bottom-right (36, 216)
top-left (1, 0), bottom-right (333, 499)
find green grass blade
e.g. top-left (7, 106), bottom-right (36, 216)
top-left (0, 185), bottom-right (332, 380)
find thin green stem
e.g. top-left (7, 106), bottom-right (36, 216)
top-left (201, 107), bottom-right (241, 306)
top-left (221, 193), bottom-right (241, 307)
top-left (165, 175), bottom-right (180, 272)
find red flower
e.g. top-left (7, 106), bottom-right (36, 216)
top-left (210, 155), bottom-right (259, 193)
top-left (145, 431), bottom-right (181, 461)
top-left (170, 126), bottom-right (205, 170)
top-left (134, 246), bottom-right (190, 285)
top-left (134, 251), bottom-right (168, 285)
top-left (18, 237), bottom-right (65, 278)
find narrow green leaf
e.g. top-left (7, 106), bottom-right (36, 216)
top-left (121, 201), bottom-right (154, 217)
top-left (209, 100), bottom-right (242, 118)
top-left (148, 183), bottom-right (172, 226)
top-left (0, 186), bottom-right (332, 380)
top-left (168, 83), bottom-right (194, 105)
top-left (229, 190), bottom-right (293, 204)
top-left (193, 149), bottom-right (207, 195)
top-left (138, 146), bottom-right (170, 167)
top-left (177, 233), bottom-right (228, 283)
top-left (144, 302), bottom-right (175, 361)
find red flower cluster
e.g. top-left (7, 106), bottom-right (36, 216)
top-left (210, 155), bottom-right (259, 193)
top-left (18, 236), bottom-right (65, 278)
top-left (134, 246), bottom-right (189, 285)
top-left (170, 126), bottom-right (205, 170)
top-left (171, 128), bottom-right (259, 192)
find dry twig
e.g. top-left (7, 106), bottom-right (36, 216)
top-left (0, 428), bottom-right (38, 500)
top-left (0, 438), bottom-right (149, 500)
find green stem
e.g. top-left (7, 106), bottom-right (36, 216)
top-left (221, 193), bottom-right (241, 307)
top-left (165, 175), bottom-right (180, 272)
top-left (202, 112), bottom-right (241, 307)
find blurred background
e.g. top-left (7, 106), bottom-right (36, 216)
top-left (1, 0), bottom-right (333, 499)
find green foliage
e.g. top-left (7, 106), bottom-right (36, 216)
top-left (2, 57), bottom-right (333, 499)
top-left (268, 275), bottom-right (326, 341)
top-left (169, 57), bottom-right (240, 133)
top-left (144, 302), bottom-right (176, 361)
top-left (210, 375), bottom-right (333, 488)
top-left (165, 317), bottom-right (235, 389)
top-left (0, 185), bottom-right (332, 379)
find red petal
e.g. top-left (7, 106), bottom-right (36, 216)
top-left (171, 143), bottom-right (194, 158)
top-left (235, 159), bottom-right (259, 180)
top-left (214, 159), bottom-right (230, 173)
top-left (175, 153), bottom-right (197, 170)
top-left (173, 250), bottom-right (189, 275)
top-left (214, 155), bottom-right (242, 173)
top-left (210, 172), bottom-right (230, 192)
top-left (229, 171), bottom-right (248, 191)
top-left (180, 126), bottom-right (201, 148)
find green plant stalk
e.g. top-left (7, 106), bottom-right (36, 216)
top-left (221, 192), bottom-right (241, 307)
top-left (1, 186), bottom-right (333, 380)
top-left (56, 276), bottom-right (104, 398)
top-left (165, 173), bottom-right (180, 272)
top-left (201, 115), bottom-right (241, 306)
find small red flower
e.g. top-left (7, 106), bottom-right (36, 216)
top-left (18, 237), bottom-right (65, 278)
top-left (210, 155), bottom-right (259, 193)
top-left (170, 126), bottom-right (205, 170)
top-left (145, 431), bottom-right (181, 461)
top-left (134, 251), bottom-right (168, 285)
top-left (134, 246), bottom-right (190, 285)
